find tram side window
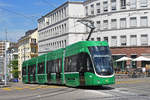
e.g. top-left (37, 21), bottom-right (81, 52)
top-left (51, 60), bottom-right (55, 73)
top-left (70, 55), bottom-right (78, 72)
top-left (86, 56), bottom-right (93, 72)
top-left (28, 66), bottom-right (32, 75)
top-left (54, 60), bottom-right (58, 73)
top-left (77, 53), bottom-right (86, 72)
top-left (59, 59), bottom-right (62, 73)
top-left (65, 53), bottom-right (93, 72)
top-left (47, 60), bottom-right (52, 73)
top-left (38, 62), bottom-right (45, 74)
top-left (22, 67), bottom-right (26, 75)
top-left (32, 65), bottom-right (36, 75)
top-left (77, 53), bottom-right (93, 72)
top-left (30, 66), bottom-right (33, 75)
top-left (65, 57), bottom-right (72, 72)
top-left (65, 58), bottom-right (68, 72)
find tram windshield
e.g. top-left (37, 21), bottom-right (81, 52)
top-left (89, 46), bottom-right (114, 76)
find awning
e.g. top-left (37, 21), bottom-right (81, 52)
top-left (132, 56), bottom-right (150, 61)
top-left (116, 56), bottom-right (132, 62)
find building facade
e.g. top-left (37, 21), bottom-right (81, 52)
top-left (84, 0), bottom-right (150, 46)
top-left (7, 44), bottom-right (18, 79)
top-left (37, 0), bottom-right (150, 69)
top-left (18, 28), bottom-right (38, 80)
top-left (38, 1), bottom-right (85, 55)
top-left (84, 0), bottom-right (150, 68)
top-left (0, 41), bottom-right (15, 80)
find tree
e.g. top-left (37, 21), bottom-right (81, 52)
top-left (8, 59), bottom-right (19, 78)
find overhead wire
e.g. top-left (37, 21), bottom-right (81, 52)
top-left (0, 7), bottom-right (35, 22)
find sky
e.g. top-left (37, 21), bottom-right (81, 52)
top-left (0, 0), bottom-right (83, 42)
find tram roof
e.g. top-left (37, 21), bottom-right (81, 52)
top-left (66, 41), bottom-right (108, 49)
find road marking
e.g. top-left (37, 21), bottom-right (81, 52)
top-left (116, 80), bottom-right (150, 84)
top-left (24, 86), bottom-right (30, 88)
top-left (2, 88), bottom-right (12, 91)
top-left (14, 87), bottom-right (23, 90)
top-left (29, 88), bottom-right (37, 90)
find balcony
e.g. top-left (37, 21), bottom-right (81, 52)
top-left (30, 52), bottom-right (38, 58)
top-left (30, 42), bottom-right (38, 47)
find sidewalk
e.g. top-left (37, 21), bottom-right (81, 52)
top-left (0, 81), bottom-right (38, 88)
top-left (116, 77), bottom-right (150, 84)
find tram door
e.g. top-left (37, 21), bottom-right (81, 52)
top-left (79, 70), bottom-right (85, 86)
top-left (33, 65), bottom-right (36, 82)
top-left (47, 61), bottom-right (51, 83)
top-left (78, 53), bottom-right (86, 86)
top-left (28, 66), bottom-right (30, 83)
top-left (46, 61), bottom-right (54, 83)
top-left (56, 59), bottom-right (61, 84)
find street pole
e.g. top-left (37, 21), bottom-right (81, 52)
top-left (4, 41), bottom-right (7, 86)
top-left (4, 29), bottom-right (8, 86)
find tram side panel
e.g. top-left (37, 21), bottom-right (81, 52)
top-left (37, 54), bottom-right (47, 84)
top-left (46, 49), bottom-right (64, 85)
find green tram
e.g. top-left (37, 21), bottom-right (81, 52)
top-left (22, 41), bottom-right (115, 87)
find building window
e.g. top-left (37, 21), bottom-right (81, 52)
top-left (141, 34), bottom-right (148, 45)
top-left (130, 17), bottom-right (137, 27)
top-left (140, 16), bottom-right (148, 27)
top-left (31, 38), bottom-right (36, 44)
top-left (85, 6), bottom-right (88, 16)
top-left (111, 0), bottom-right (116, 11)
top-left (96, 21), bottom-right (100, 31)
top-left (91, 4), bottom-right (94, 15)
top-left (120, 18), bottom-right (126, 28)
top-left (140, 0), bottom-right (147, 7)
top-left (111, 19), bottom-right (117, 29)
top-left (64, 7), bottom-right (67, 17)
top-left (130, 35), bottom-right (137, 46)
top-left (104, 37), bottom-right (108, 42)
top-left (31, 47), bottom-right (36, 53)
top-left (97, 37), bottom-right (101, 41)
top-left (130, 0), bottom-right (136, 9)
top-left (96, 3), bottom-right (100, 14)
top-left (103, 20), bottom-right (108, 29)
top-left (91, 38), bottom-right (94, 41)
top-left (120, 0), bottom-right (126, 9)
top-left (120, 35), bottom-right (126, 46)
top-left (103, 1), bottom-right (108, 12)
top-left (86, 26), bottom-right (89, 32)
top-left (111, 36), bottom-right (117, 46)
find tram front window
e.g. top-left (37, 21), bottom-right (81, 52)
top-left (89, 46), bottom-right (114, 76)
